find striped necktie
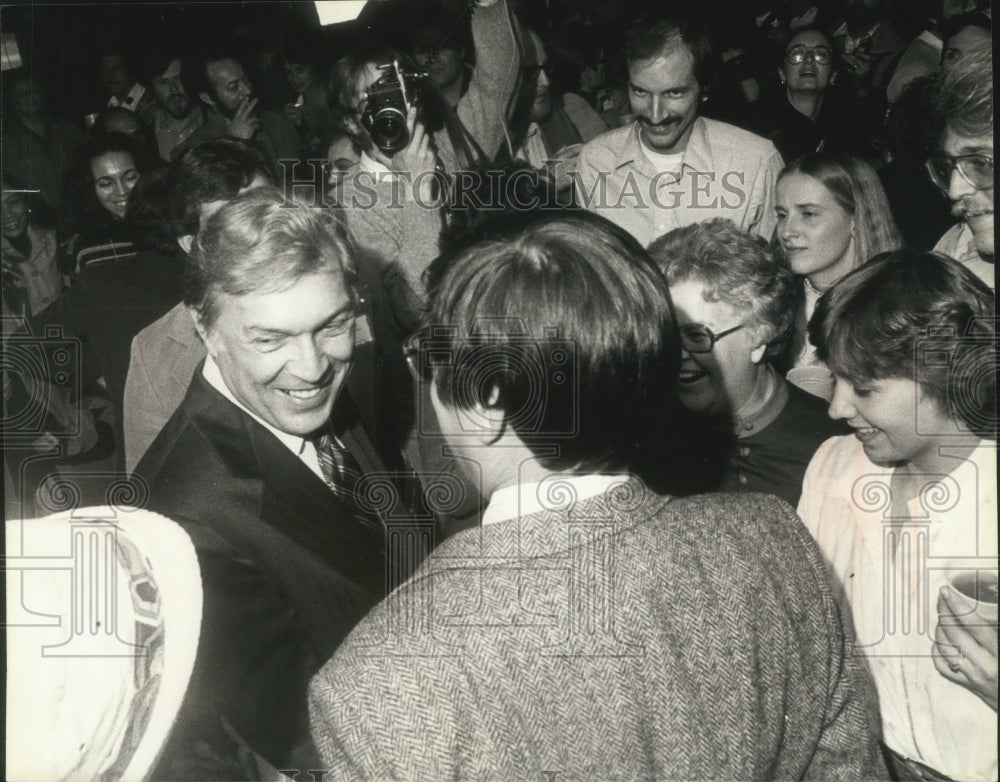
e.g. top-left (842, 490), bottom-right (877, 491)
top-left (315, 432), bottom-right (383, 533)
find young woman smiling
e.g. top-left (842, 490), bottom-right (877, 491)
top-left (798, 250), bottom-right (997, 781)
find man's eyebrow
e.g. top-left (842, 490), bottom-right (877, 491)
top-left (954, 145), bottom-right (993, 155)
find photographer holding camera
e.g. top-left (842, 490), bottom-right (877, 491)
top-left (328, 48), bottom-right (445, 326)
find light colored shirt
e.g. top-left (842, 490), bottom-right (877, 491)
top-left (153, 105), bottom-right (204, 162)
top-left (1, 225), bottom-right (62, 316)
top-left (934, 222), bottom-right (995, 289)
top-left (202, 354), bottom-right (324, 481)
top-left (482, 473), bottom-right (628, 527)
top-left (798, 435), bottom-right (998, 780)
top-left (575, 117), bottom-right (783, 247)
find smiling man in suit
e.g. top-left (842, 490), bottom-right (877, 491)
top-left (136, 187), bottom-right (418, 779)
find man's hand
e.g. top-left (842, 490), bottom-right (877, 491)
top-left (388, 107), bottom-right (439, 204)
top-left (227, 97), bottom-right (261, 140)
top-left (932, 584), bottom-right (999, 712)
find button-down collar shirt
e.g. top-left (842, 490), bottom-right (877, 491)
top-left (575, 117), bottom-right (783, 248)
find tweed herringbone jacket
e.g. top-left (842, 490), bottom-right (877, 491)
top-left (310, 480), bottom-right (887, 781)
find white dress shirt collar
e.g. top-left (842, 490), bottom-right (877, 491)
top-left (201, 355), bottom-right (324, 480)
top-left (481, 473), bottom-right (628, 527)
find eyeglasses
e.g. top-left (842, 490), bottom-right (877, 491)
top-left (925, 153), bottom-right (994, 192)
top-left (522, 61), bottom-right (553, 81)
top-left (785, 45), bottom-right (833, 65)
top-left (404, 326), bottom-right (451, 382)
top-left (679, 322), bottom-right (746, 353)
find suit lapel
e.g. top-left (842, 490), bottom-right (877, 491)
top-left (186, 372), bottom-right (388, 596)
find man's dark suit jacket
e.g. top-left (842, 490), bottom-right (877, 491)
top-left (135, 368), bottom-right (414, 778)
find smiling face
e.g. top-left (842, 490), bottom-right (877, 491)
top-left (827, 374), bottom-right (954, 469)
top-left (628, 45), bottom-right (702, 155)
top-left (775, 171), bottom-right (856, 289)
top-left (780, 30), bottom-right (834, 94)
top-left (197, 271), bottom-right (356, 437)
top-left (2, 191), bottom-right (29, 239)
top-left (91, 151), bottom-right (140, 220)
top-left (940, 125), bottom-right (994, 258)
top-left (669, 278), bottom-right (764, 417)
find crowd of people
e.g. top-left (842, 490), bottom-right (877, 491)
top-left (3, 0), bottom-right (995, 780)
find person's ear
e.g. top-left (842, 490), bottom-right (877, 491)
top-left (475, 385), bottom-right (507, 446)
top-left (750, 342), bottom-right (768, 365)
top-left (199, 91), bottom-right (215, 108)
top-left (188, 306), bottom-right (214, 353)
top-left (177, 234), bottom-right (194, 253)
top-left (778, 66), bottom-right (787, 85)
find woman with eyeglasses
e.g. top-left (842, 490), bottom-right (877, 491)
top-left (744, 29), bottom-right (852, 162)
top-left (643, 217), bottom-right (846, 507)
top-left (774, 150), bottom-right (903, 399)
top-left (798, 250), bottom-right (997, 781)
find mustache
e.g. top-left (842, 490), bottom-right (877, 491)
top-left (638, 115), bottom-right (681, 128)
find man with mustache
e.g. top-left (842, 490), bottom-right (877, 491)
top-left (575, 9), bottom-right (783, 247)
top-left (930, 37), bottom-right (994, 289)
top-left (172, 49), bottom-right (300, 170)
top-left (138, 47), bottom-right (205, 162)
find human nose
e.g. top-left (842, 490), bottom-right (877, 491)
top-left (827, 378), bottom-right (856, 420)
top-left (649, 95), bottom-right (667, 123)
top-left (290, 336), bottom-right (330, 381)
top-left (780, 214), bottom-right (798, 240)
top-left (947, 163), bottom-right (977, 201)
top-left (112, 178), bottom-right (128, 197)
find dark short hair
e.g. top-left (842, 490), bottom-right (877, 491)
top-left (135, 42), bottom-right (185, 85)
top-left (182, 50), bottom-right (243, 103)
top-left (624, 10), bottom-right (716, 91)
top-left (649, 218), bottom-right (801, 360)
top-left (185, 187), bottom-right (357, 330)
top-left (809, 250), bottom-right (996, 438)
top-left (428, 209), bottom-right (680, 473)
top-left (167, 138), bottom-right (274, 238)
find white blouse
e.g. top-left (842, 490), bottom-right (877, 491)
top-left (799, 435), bottom-right (997, 780)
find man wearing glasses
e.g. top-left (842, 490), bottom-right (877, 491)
top-left (929, 37), bottom-right (994, 289)
top-left (136, 188), bottom-right (420, 778)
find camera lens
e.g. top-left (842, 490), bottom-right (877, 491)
top-left (372, 108), bottom-right (409, 152)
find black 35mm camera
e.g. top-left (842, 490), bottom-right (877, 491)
top-left (361, 59), bottom-right (427, 154)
